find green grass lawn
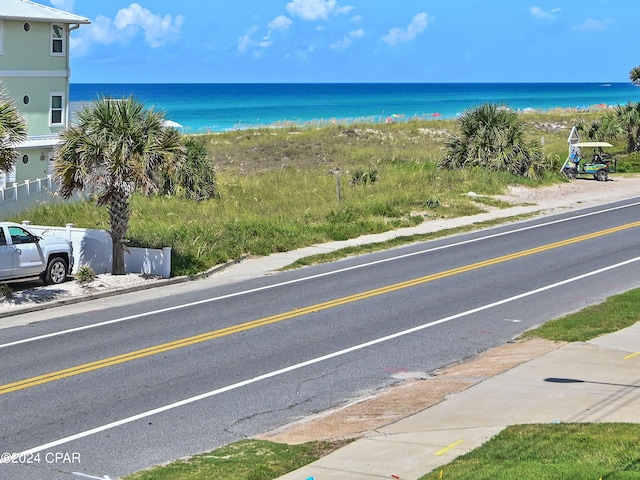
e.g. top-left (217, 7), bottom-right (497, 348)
top-left (125, 439), bottom-right (350, 480)
top-left (519, 288), bottom-right (640, 342)
top-left (420, 423), bottom-right (640, 480)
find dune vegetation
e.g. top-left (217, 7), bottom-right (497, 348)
top-left (12, 109), bottom-right (640, 276)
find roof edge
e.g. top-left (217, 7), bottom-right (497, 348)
top-left (0, 0), bottom-right (91, 24)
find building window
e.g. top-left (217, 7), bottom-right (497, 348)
top-left (23, 22), bottom-right (31, 32)
top-left (50, 93), bottom-right (64, 125)
top-left (23, 95), bottom-right (30, 105)
top-left (51, 24), bottom-right (64, 55)
top-left (22, 155), bottom-right (29, 164)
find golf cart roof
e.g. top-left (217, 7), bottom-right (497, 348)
top-left (574, 142), bottom-right (613, 148)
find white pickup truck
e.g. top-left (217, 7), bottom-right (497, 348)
top-left (0, 222), bottom-right (74, 285)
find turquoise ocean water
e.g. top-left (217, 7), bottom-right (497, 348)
top-left (70, 83), bottom-right (640, 134)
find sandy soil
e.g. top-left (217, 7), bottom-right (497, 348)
top-left (493, 175), bottom-right (640, 212)
top-left (0, 273), bottom-right (162, 313)
top-left (257, 339), bottom-right (564, 444)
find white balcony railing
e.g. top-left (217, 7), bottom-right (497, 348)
top-left (0, 175), bottom-right (60, 216)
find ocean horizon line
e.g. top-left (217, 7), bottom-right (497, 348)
top-left (69, 83), bottom-right (640, 133)
top-left (71, 81), bottom-right (631, 85)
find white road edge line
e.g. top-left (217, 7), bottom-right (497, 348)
top-left (8, 256), bottom-right (640, 460)
top-left (2, 200), bottom-right (639, 350)
top-left (72, 473), bottom-right (111, 480)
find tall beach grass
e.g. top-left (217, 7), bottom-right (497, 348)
top-left (14, 112), bottom-right (627, 276)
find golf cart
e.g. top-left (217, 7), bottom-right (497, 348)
top-left (561, 141), bottom-right (617, 182)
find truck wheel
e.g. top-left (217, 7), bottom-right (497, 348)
top-left (44, 257), bottom-right (68, 285)
top-left (595, 169), bottom-right (608, 182)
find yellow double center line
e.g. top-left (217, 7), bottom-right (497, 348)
top-left (2, 221), bottom-right (639, 396)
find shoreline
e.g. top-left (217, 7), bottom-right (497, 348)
top-left (186, 103), bottom-right (615, 134)
top-left (69, 82), bottom-right (640, 135)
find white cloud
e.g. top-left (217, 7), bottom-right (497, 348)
top-left (242, 0), bottom-right (357, 56)
top-left (84, 15), bottom-right (118, 44)
top-left (238, 25), bottom-right (258, 53)
top-left (285, 0), bottom-right (354, 21)
top-left (70, 15), bottom-right (118, 56)
top-left (330, 27), bottom-right (363, 50)
top-left (296, 45), bottom-right (314, 61)
top-left (242, 16), bottom-right (292, 55)
top-left (382, 12), bottom-right (429, 46)
top-left (114, 3), bottom-right (184, 48)
top-left (74, 3), bottom-right (184, 53)
top-left (530, 6), bottom-right (560, 20)
top-left (269, 15), bottom-right (292, 31)
top-left (573, 18), bottom-right (614, 32)
top-left (50, 0), bottom-right (75, 12)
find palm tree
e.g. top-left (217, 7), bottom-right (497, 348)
top-left (439, 103), bottom-right (543, 178)
top-left (612, 102), bottom-right (640, 152)
top-left (158, 136), bottom-right (218, 201)
top-left (577, 115), bottom-right (623, 142)
top-left (0, 87), bottom-right (28, 173)
top-left (54, 96), bottom-right (186, 275)
top-left (630, 66), bottom-right (640, 87)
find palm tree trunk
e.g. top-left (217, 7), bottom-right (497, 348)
top-left (628, 133), bottom-right (637, 153)
top-left (109, 190), bottom-right (131, 275)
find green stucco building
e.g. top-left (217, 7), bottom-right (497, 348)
top-left (0, 0), bottom-right (89, 186)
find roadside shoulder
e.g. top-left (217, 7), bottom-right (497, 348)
top-left (258, 338), bottom-right (564, 444)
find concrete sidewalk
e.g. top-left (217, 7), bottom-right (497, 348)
top-left (275, 323), bottom-right (640, 480)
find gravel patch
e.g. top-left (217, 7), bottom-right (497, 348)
top-left (0, 273), bottom-right (163, 313)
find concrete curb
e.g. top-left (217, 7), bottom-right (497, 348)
top-left (0, 255), bottom-right (248, 319)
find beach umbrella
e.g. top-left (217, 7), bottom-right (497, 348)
top-left (163, 119), bottom-right (183, 129)
top-left (432, 112), bottom-right (441, 117)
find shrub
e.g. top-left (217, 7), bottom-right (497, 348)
top-left (0, 284), bottom-right (12, 299)
top-left (75, 265), bottom-right (97, 285)
top-left (440, 103), bottom-right (544, 178)
top-left (161, 137), bottom-right (218, 200)
top-left (425, 195), bottom-right (440, 208)
top-left (350, 167), bottom-right (379, 186)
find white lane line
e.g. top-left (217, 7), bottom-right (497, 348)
top-left (2, 199), bottom-right (639, 349)
top-left (9, 256), bottom-right (640, 459)
top-left (72, 473), bottom-right (112, 480)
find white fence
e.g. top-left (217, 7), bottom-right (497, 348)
top-left (24, 222), bottom-right (172, 279)
top-left (0, 176), bottom-right (61, 217)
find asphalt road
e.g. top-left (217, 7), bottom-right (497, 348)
top-left (2, 197), bottom-right (640, 480)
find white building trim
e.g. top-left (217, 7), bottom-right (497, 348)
top-left (0, 0), bottom-right (90, 24)
top-left (17, 135), bottom-right (61, 148)
top-left (0, 69), bottom-right (69, 77)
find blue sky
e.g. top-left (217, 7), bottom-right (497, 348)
top-left (50, 0), bottom-right (636, 84)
